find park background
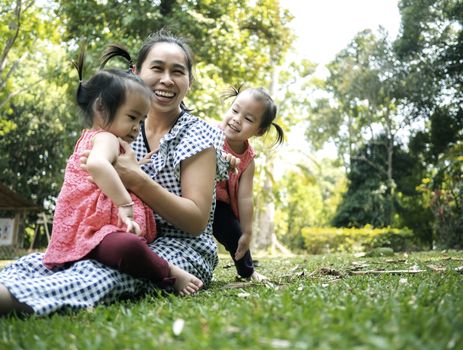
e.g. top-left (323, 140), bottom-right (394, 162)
top-left (0, 0), bottom-right (462, 255)
top-left (0, 1), bottom-right (462, 349)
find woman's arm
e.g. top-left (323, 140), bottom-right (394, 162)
top-left (115, 142), bottom-right (216, 235)
top-left (234, 160), bottom-right (255, 260)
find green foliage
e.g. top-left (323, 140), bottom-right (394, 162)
top-left (332, 136), bottom-right (396, 228)
top-left (274, 158), bottom-right (346, 251)
top-left (0, 0), bottom-right (294, 215)
top-left (301, 226), bottom-right (414, 255)
top-left (417, 142), bottom-right (463, 249)
top-left (58, 0), bottom-right (294, 121)
top-left (0, 1), bottom-right (76, 210)
top-left (305, 3), bottom-right (461, 248)
top-left (1, 252), bottom-right (462, 349)
top-left (389, 0), bottom-right (463, 249)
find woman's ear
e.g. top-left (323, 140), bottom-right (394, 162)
top-left (131, 65), bottom-right (137, 75)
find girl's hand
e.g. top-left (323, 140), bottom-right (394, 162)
top-left (79, 150), bottom-right (94, 182)
top-left (118, 205), bottom-right (142, 236)
top-left (222, 151), bottom-right (240, 174)
top-left (139, 149), bottom-right (156, 165)
top-left (235, 233), bottom-right (252, 260)
top-left (114, 139), bottom-right (146, 190)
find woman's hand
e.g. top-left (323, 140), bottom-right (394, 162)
top-left (112, 139), bottom-right (146, 191)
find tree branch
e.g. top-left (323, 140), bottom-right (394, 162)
top-left (351, 154), bottom-right (388, 176)
top-left (0, 0), bottom-right (22, 75)
top-left (0, 79), bottom-right (43, 109)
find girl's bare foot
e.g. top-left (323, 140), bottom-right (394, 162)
top-left (168, 263), bottom-right (203, 296)
top-left (248, 271), bottom-right (268, 282)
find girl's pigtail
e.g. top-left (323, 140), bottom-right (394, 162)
top-left (220, 84), bottom-right (243, 102)
top-left (100, 44), bottom-right (133, 69)
top-left (271, 121), bottom-right (284, 146)
top-left (72, 44), bottom-right (86, 102)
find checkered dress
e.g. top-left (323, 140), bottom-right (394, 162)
top-left (0, 111), bottom-right (227, 316)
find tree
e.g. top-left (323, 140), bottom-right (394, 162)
top-left (274, 158), bottom-right (345, 251)
top-left (308, 29), bottom-right (414, 226)
top-left (394, 0), bottom-right (463, 247)
top-left (0, 0), bottom-right (75, 211)
top-left (1, 1), bottom-right (296, 250)
top-left (57, 0), bottom-right (294, 120)
top-left (0, 0), bottom-right (60, 133)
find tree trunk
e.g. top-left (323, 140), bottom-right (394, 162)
top-left (251, 52), bottom-right (292, 256)
top-left (253, 175), bottom-right (275, 251)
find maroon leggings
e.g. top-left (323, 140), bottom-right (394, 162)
top-left (86, 232), bottom-right (174, 287)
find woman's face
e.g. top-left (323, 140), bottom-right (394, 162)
top-left (137, 42), bottom-right (191, 115)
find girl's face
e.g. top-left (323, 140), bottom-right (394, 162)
top-left (137, 42), bottom-right (191, 115)
top-left (221, 90), bottom-right (265, 143)
top-left (105, 87), bottom-right (150, 143)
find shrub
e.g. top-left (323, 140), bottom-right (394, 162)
top-left (416, 142), bottom-right (463, 249)
top-left (301, 225), bottom-right (414, 254)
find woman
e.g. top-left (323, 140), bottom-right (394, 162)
top-left (0, 30), bottom-right (227, 316)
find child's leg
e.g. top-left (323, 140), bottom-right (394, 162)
top-left (213, 201), bottom-right (254, 278)
top-left (87, 232), bottom-right (202, 295)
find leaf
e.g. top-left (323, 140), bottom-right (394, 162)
top-left (172, 319), bottom-right (185, 336)
top-left (237, 291), bottom-right (251, 298)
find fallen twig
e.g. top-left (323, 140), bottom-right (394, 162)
top-left (385, 259), bottom-right (407, 263)
top-left (349, 269), bottom-right (425, 275)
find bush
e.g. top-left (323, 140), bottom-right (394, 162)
top-left (301, 225), bottom-right (414, 254)
top-left (416, 142), bottom-right (463, 249)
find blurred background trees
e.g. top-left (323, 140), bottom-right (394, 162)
top-left (1, 0), bottom-right (461, 251)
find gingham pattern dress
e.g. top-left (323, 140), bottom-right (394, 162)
top-left (0, 111), bottom-right (227, 316)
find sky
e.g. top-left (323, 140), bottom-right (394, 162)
top-left (281, 0), bottom-right (401, 65)
top-left (276, 0), bottom-right (402, 166)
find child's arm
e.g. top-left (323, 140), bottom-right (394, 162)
top-left (235, 160), bottom-right (255, 260)
top-left (86, 132), bottom-right (141, 235)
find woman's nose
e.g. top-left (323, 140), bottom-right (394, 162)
top-left (160, 72), bottom-right (173, 85)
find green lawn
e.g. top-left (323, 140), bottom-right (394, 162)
top-left (1, 251), bottom-right (462, 350)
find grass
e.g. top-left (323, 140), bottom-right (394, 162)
top-left (0, 251), bottom-right (462, 350)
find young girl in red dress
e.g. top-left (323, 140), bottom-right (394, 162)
top-left (213, 86), bottom-right (284, 281)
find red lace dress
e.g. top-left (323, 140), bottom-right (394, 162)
top-left (44, 129), bottom-right (156, 268)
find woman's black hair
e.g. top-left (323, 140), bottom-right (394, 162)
top-left (74, 46), bottom-right (151, 127)
top-left (100, 29), bottom-right (194, 111)
top-left (222, 85), bottom-right (284, 146)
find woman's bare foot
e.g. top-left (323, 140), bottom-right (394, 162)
top-left (168, 263), bottom-right (203, 296)
top-left (0, 283), bottom-right (33, 316)
top-left (248, 271), bottom-right (268, 282)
